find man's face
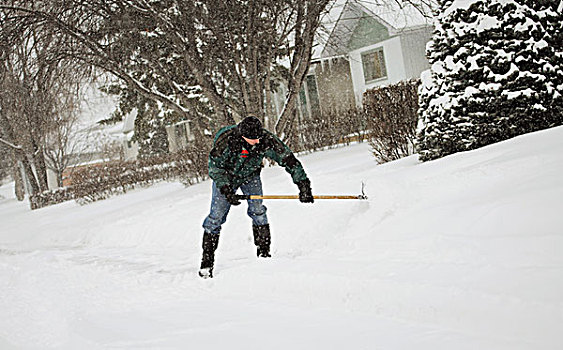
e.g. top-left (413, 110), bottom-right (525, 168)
top-left (242, 136), bottom-right (260, 146)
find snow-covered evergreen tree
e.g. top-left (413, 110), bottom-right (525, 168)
top-left (133, 101), bottom-right (170, 158)
top-left (104, 85), bottom-right (171, 158)
top-left (418, 0), bottom-right (563, 161)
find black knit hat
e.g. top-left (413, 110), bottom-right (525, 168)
top-left (238, 116), bottom-right (263, 139)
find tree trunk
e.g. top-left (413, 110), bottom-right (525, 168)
top-left (0, 118), bottom-right (41, 194)
top-left (12, 155), bottom-right (25, 201)
top-left (19, 154), bottom-right (40, 195)
top-left (275, 0), bottom-right (327, 141)
top-left (56, 169), bottom-right (63, 188)
top-left (32, 142), bottom-right (49, 191)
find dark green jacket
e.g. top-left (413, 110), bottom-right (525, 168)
top-left (208, 125), bottom-right (308, 189)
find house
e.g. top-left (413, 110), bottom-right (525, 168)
top-left (296, 0), bottom-right (434, 118)
top-left (165, 120), bottom-right (196, 153)
top-left (44, 105), bottom-right (139, 189)
top-left (55, 115), bottom-right (139, 187)
top-left (121, 109), bottom-right (139, 160)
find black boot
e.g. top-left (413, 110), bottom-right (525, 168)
top-left (199, 231), bottom-right (220, 278)
top-left (253, 224), bottom-right (271, 258)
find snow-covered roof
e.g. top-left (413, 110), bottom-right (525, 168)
top-left (78, 81), bottom-right (118, 125)
top-left (315, 0), bottom-right (435, 59)
top-left (364, 0), bottom-right (434, 29)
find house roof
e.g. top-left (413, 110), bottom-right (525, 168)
top-left (315, 0), bottom-right (435, 59)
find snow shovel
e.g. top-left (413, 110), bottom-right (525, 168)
top-left (235, 182), bottom-right (368, 200)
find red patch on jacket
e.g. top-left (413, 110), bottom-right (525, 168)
top-left (241, 149), bottom-right (249, 158)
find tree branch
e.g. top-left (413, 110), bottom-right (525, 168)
top-left (0, 137), bottom-right (22, 150)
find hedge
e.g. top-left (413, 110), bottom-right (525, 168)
top-left (30, 107), bottom-right (371, 209)
top-left (30, 140), bottom-right (210, 209)
top-left (363, 79), bottom-right (420, 163)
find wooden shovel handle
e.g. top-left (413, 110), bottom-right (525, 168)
top-left (235, 195), bottom-right (366, 200)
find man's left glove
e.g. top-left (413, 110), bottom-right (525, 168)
top-left (220, 184), bottom-right (241, 206)
top-left (297, 179), bottom-right (314, 203)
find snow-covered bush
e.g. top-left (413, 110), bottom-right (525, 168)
top-left (364, 79), bottom-right (420, 163)
top-left (417, 0), bottom-right (563, 161)
top-left (29, 187), bottom-right (75, 210)
top-left (71, 140), bottom-right (210, 204)
top-left (28, 138), bottom-right (211, 209)
top-left (295, 108), bottom-right (368, 153)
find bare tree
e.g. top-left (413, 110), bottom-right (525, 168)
top-left (43, 103), bottom-right (82, 188)
top-left (0, 57), bottom-right (45, 194)
top-left (0, 0), bottom-right (332, 143)
top-left (1, 7), bottom-right (91, 195)
top-left (0, 138), bottom-right (11, 180)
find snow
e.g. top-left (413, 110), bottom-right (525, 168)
top-left (502, 88), bottom-right (535, 99)
top-left (476, 14), bottom-right (500, 31)
top-left (444, 0), bottom-right (480, 17)
top-left (533, 39), bottom-right (548, 50)
top-left (78, 81), bottom-right (118, 127)
top-left (2, 126), bottom-right (563, 349)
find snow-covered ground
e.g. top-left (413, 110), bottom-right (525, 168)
top-left (1, 126), bottom-right (562, 349)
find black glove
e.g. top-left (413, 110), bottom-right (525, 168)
top-left (297, 179), bottom-right (314, 203)
top-left (220, 184), bottom-right (241, 206)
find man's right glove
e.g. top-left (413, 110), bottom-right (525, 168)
top-left (220, 184), bottom-right (241, 206)
top-left (297, 179), bottom-right (314, 203)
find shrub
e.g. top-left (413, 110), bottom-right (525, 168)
top-left (29, 187), bottom-right (75, 210)
top-left (364, 79), bottom-right (420, 163)
top-left (29, 138), bottom-right (211, 209)
top-left (294, 107), bottom-right (368, 153)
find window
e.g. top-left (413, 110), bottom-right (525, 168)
top-left (361, 48), bottom-right (387, 82)
top-left (306, 75), bottom-right (321, 116)
top-left (184, 121), bottom-right (195, 142)
top-left (297, 75), bottom-right (322, 119)
top-left (172, 121), bottom-right (195, 151)
top-left (174, 122), bottom-right (188, 147)
top-left (298, 85), bottom-right (308, 118)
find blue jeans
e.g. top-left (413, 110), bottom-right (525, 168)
top-left (202, 176), bottom-right (268, 235)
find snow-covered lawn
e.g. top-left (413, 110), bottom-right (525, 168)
top-left (1, 126), bottom-right (562, 349)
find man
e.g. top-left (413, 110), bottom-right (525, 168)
top-left (199, 116), bottom-right (314, 278)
